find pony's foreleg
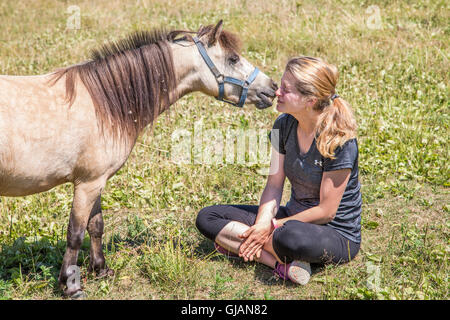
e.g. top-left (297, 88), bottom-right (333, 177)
top-left (58, 179), bottom-right (106, 297)
top-left (87, 195), bottom-right (114, 277)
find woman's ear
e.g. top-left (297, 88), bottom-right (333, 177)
top-left (307, 96), bottom-right (318, 109)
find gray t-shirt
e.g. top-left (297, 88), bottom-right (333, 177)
top-left (269, 113), bottom-right (362, 243)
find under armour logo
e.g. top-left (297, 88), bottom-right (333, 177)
top-left (314, 160), bottom-right (323, 167)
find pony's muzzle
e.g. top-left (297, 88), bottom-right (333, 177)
top-left (254, 81), bottom-right (278, 109)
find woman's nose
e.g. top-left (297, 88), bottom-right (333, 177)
top-left (275, 88), bottom-right (282, 97)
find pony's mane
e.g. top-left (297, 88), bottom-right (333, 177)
top-left (50, 25), bottom-right (242, 141)
top-left (51, 29), bottom-right (178, 141)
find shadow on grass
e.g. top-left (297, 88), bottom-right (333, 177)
top-left (0, 223), bottom-right (156, 297)
top-left (0, 236), bottom-right (75, 296)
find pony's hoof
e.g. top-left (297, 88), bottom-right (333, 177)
top-left (97, 268), bottom-right (115, 278)
top-left (64, 286), bottom-right (85, 299)
top-left (69, 290), bottom-right (87, 300)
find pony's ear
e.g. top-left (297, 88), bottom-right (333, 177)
top-left (207, 20), bottom-right (223, 46)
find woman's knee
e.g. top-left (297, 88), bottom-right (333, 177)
top-left (195, 206), bottom-right (215, 232)
top-left (272, 220), bottom-right (340, 265)
top-left (273, 221), bottom-right (359, 264)
top-left (273, 223), bottom-right (312, 253)
top-left (195, 205), bottom-right (230, 241)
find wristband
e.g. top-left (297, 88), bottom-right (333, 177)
top-left (271, 218), bottom-right (279, 230)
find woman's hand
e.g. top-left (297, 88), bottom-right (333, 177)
top-left (238, 222), bottom-right (273, 262)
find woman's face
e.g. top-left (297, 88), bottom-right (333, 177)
top-left (275, 71), bottom-right (315, 115)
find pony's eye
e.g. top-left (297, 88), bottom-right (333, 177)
top-left (228, 54), bottom-right (240, 65)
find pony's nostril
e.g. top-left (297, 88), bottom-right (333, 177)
top-left (261, 90), bottom-right (276, 100)
top-left (266, 88), bottom-right (277, 98)
top-left (271, 80), bottom-right (278, 91)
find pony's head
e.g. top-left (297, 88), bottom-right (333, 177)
top-left (174, 20), bottom-right (277, 109)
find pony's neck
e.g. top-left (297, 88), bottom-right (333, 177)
top-left (170, 41), bottom-right (203, 99)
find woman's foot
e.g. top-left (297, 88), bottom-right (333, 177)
top-left (273, 261), bottom-right (311, 285)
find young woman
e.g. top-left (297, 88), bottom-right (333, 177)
top-left (196, 56), bottom-right (361, 285)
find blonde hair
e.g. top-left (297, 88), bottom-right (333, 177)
top-left (285, 56), bottom-right (357, 159)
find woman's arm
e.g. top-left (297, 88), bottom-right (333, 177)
top-left (255, 148), bottom-right (286, 223)
top-left (275, 168), bottom-right (351, 227)
top-left (238, 147), bottom-right (286, 261)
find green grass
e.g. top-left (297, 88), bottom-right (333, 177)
top-left (0, 0), bottom-right (448, 299)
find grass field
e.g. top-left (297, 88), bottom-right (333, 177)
top-left (0, 0), bottom-right (448, 300)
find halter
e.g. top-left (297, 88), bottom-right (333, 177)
top-left (193, 36), bottom-right (259, 108)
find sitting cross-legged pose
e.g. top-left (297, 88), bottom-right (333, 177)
top-left (196, 56), bottom-right (362, 285)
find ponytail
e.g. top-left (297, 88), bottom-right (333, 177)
top-left (315, 96), bottom-right (357, 159)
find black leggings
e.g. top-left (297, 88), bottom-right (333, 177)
top-left (196, 204), bottom-right (360, 265)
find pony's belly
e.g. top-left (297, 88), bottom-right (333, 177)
top-left (0, 174), bottom-right (69, 197)
top-left (0, 143), bottom-right (76, 197)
